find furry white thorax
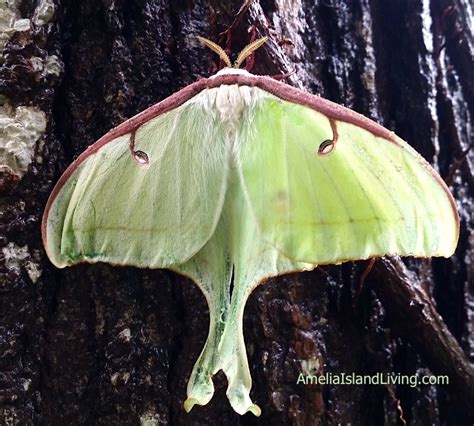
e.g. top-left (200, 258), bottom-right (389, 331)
top-left (188, 68), bottom-right (274, 133)
top-left (211, 68), bottom-right (251, 77)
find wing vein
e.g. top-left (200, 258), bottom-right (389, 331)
top-left (298, 135), bottom-right (331, 252)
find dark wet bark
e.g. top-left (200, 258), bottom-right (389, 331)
top-left (1, 0), bottom-right (472, 425)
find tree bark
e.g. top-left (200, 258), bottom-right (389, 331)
top-left (1, 0), bottom-right (472, 424)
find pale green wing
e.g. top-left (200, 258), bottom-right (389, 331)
top-left (44, 102), bottom-right (228, 268)
top-left (174, 169), bottom-right (312, 417)
top-left (238, 96), bottom-right (459, 264)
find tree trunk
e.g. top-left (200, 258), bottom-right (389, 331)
top-left (1, 0), bottom-right (472, 424)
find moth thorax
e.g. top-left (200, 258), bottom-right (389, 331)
top-left (212, 85), bottom-right (246, 131)
top-left (200, 85), bottom-right (261, 132)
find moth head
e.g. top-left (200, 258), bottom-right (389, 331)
top-left (196, 35), bottom-right (268, 69)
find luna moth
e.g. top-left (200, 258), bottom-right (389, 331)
top-left (42, 37), bottom-right (459, 416)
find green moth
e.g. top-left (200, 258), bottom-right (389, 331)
top-left (42, 37), bottom-right (459, 416)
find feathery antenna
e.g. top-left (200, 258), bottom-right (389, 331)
top-left (197, 35), bottom-right (268, 69)
top-left (234, 36), bottom-right (268, 68)
top-left (196, 36), bottom-right (232, 68)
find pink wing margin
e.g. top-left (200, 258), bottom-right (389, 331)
top-left (42, 72), bottom-right (459, 248)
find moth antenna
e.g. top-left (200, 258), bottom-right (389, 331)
top-left (196, 36), bottom-right (232, 68)
top-left (234, 36), bottom-right (268, 68)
